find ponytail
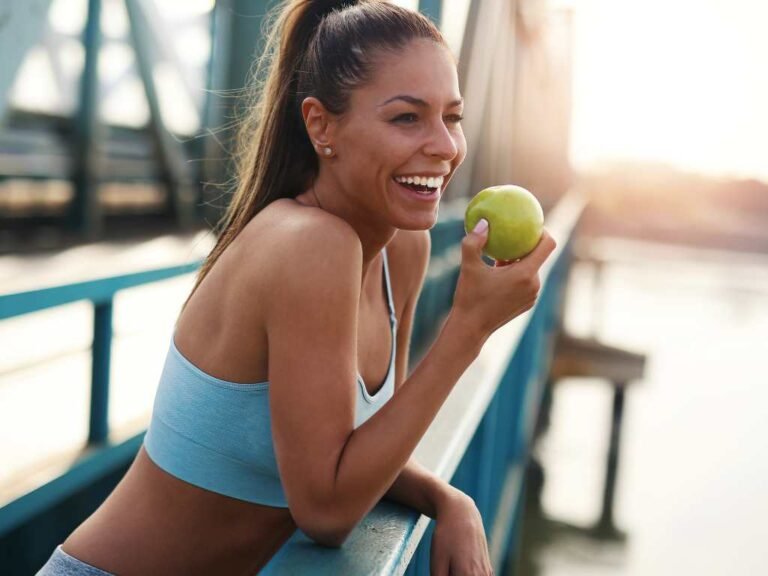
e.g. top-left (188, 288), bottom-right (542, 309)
top-left (184, 0), bottom-right (445, 308)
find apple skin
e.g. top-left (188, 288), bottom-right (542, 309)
top-left (464, 185), bottom-right (544, 261)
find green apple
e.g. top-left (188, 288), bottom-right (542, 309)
top-left (464, 185), bottom-right (544, 261)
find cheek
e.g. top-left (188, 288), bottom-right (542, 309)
top-left (377, 131), bottom-right (423, 168)
top-left (355, 125), bottom-right (406, 161)
top-left (455, 132), bottom-right (468, 165)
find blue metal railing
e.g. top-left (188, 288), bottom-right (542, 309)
top-left (0, 261), bottom-right (202, 545)
top-left (0, 262), bottom-right (201, 445)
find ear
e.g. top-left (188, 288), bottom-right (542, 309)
top-left (301, 97), bottom-right (336, 149)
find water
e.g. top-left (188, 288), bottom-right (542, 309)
top-left (520, 238), bottom-right (768, 576)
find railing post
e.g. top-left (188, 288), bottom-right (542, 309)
top-left (88, 299), bottom-right (113, 444)
top-left (71, 0), bottom-right (103, 239)
top-left (596, 383), bottom-right (626, 535)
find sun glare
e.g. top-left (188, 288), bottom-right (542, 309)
top-left (571, 0), bottom-right (768, 180)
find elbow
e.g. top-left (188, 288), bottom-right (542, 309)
top-left (302, 525), bottom-right (351, 548)
top-left (293, 505), bottom-right (355, 548)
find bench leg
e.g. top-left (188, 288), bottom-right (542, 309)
top-left (593, 382), bottom-right (627, 540)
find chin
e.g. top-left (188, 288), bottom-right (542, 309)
top-left (398, 208), bottom-right (439, 231)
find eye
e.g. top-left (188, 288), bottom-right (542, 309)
top-left (446, 114), bottom-right (464, 124)
top-left (393, 113), bottom-right (418, 124)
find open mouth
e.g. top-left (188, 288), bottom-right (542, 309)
top-left (392, 174), bottom-right (445, 196)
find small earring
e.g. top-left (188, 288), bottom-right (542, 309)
top-left (323, 147), bottom-right (333, 157)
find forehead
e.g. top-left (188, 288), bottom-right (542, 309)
top-left (353, 39), bottom-right (461, 108)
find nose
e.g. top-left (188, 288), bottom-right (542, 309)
top-left (424, 119), bottom-right (459, 161)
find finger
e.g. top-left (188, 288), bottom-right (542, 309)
top-left (519, 229), bottom-right (557, 271)
top-left (461, 218), bottom-right (489, 266)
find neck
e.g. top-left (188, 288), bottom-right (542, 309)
top-left (308, 171), bottom-right (397, 284)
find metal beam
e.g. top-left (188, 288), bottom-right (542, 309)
top-left (0, 0), bottom-right (56, 122)
top-left (70, 0), bottom-right (103, 239)
top-left (200, 0), bottom-right (274, 221)
top-left (0, 120), bottom-right (175, 181)
top-left (133, 0), bottom-right (202, 116)
top-left (198, 0), bottom-right (235, 224)
top-left (124, 0), bottom-right (196, 229)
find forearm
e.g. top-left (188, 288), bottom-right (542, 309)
top-left (331, 312), bottom-right (484, 525)
top-left (383, 457), bottom-right (459, 519)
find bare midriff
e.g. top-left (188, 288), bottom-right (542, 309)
top-left (62, 447), bottom-right (297, 576)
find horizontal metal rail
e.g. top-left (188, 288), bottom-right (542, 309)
top-left (0, 260), bottom-right (202, 513)
top-left (0, 262), bottom-right (201, 320)
top-left (0, 259), bottom-right (205, 536)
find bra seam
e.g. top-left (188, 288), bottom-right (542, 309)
top-left (170, 338), bottom-right (270, 391)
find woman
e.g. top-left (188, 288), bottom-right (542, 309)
top-left (38, 1), bottom-right (555, 574)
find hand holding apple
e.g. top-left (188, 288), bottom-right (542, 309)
top-left (464, 185), bottom-right (544, 262)
top-left (451, 207), bottom-right (556, 343)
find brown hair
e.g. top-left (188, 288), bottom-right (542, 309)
top-left (185, 0), bottom-right (446, 306)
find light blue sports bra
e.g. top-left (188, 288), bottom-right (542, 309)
top-left (143, 249), bottom-right (397, 507)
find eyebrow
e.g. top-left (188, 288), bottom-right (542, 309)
top-left (378, 95), bottom-right (464, 108)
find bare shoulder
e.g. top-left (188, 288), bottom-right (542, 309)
top-left (186, 198), bottom-right (363, 323)
top-left (239, 199), bottom-right (364, 300)
top-left (174, 199), bottom-right (362, 373)
top-left (240, 199), bottom-right (362, 264)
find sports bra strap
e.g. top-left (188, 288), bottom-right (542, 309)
top-left (381, 248), bottom-right (397, 325)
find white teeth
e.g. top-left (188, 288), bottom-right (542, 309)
top-left (394, 175), bottom-right (446, 189)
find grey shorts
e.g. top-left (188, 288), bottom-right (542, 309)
top-left (36, 545), bottom-right (115, 576)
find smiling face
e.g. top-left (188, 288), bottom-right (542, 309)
top-left (329, 39), bottom-right (467, 230)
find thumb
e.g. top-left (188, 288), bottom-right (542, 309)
top-left (462, 218), bottom-right (489, 260)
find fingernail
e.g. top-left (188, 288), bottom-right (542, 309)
top-left (473, 218), bottom-right (488, 234)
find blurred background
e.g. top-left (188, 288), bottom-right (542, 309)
top-left (1, 0), bottom-right (767, 574)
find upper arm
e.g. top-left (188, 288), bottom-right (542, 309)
top-left (392, 229), bottom-right (431, 390)
top-left (263, 215), bottom-right (363, 528)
